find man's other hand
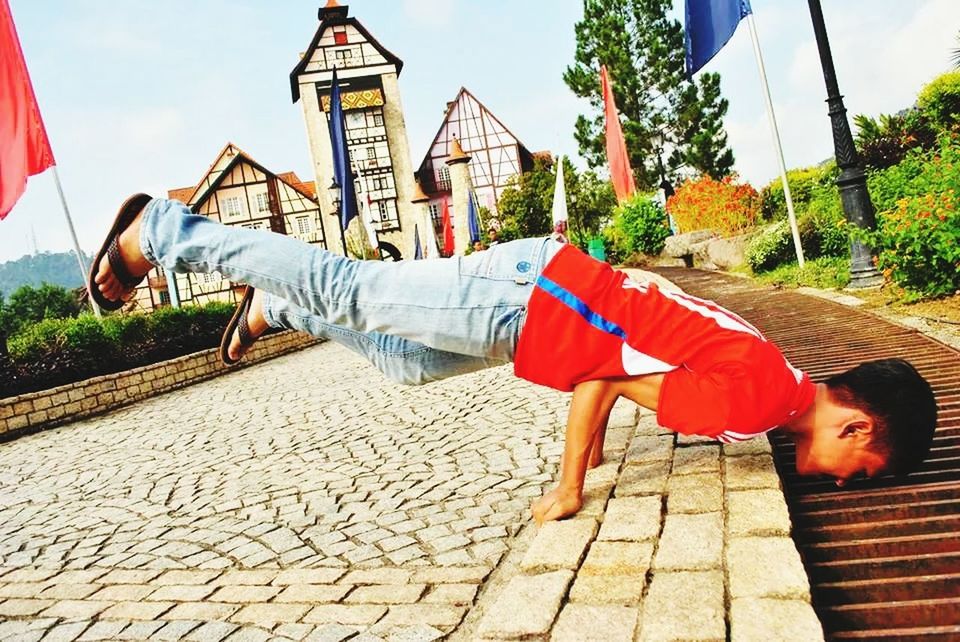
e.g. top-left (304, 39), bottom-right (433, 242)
top-left (531, 485), bottom-right (583, 525)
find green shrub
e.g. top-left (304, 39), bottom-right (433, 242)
top-left (745, 221), bottom-right (794, 272)
top-left (753, 257), bottom-right (851, 290)
top-left (603, 195), bottom-right (671, 263)
top-left (2, 283), bottom-right (81, 336)
top-left (802, 185), bottom-right (849, 259)
top-left (854, 110), bottom-right (937, 170)
top-left (757, 164), bottom-right (836, 222)
top-left (864, 134), bottom-right (960, 298)
top-left (917, 70), bottom-right (960, 132)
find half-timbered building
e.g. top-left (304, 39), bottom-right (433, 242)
top-left (416, 87), bottom-right (536, 223)
top-left (131, 142), bottom-right (324, 311)
top-left (290, 0), bottom-right (418, 260)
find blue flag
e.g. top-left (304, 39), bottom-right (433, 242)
top-left (467, 191), bottom-right (481, 244)
top-left (329, 68), bottom-right (358, 230)
top-left (413, 223), bottom-right (423, 260)
top-left (685, 0), bottom-right (752, 78)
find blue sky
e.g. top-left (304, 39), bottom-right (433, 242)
top-left (3, 0), bottom-right (958, 266)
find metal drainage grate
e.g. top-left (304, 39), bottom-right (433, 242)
top-left (652, 268), bottom-right (960, 641)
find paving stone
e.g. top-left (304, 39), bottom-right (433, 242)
top-left (667, 472), bottom-right (723, 514)
top-left (38, 583), bottom-right (101, 600)
top-left (96, 569), bottom-right (162, 584)
top-left (345, 584), bottom-right (425, 604)
top-left (302, 623), bottom-right (357, 642)
top-left (153, 620), bottom-right (202, 641)
top-left (209, 585), bottom-right (281, 603)
top-left (115, 621), bottom-right (165, 640)
top-left (0, 598), bottom-right (55, 616)
top-left (342, 569), bottom-right (412, 585)
top-left (640, 571), bottom-right (725, 642)
top-left (653, 512), bottom-right (723, 570)
top-left (230, 602), bottom-right (312, 625)
top-left (77, 620), bottom-right (127, 641)
top-left (214, 570), bottom-right (280, 586)
top-left (184, 621), bottom-right (240, 642)
top-left (410, 567), bottom-right (489, 584)
top-left (672, 445), bottom-right (720, 475)
top-left (273, 568), bottom-right (346, 585)
top-left (276, 584), bottom-right (352, 603)
top-left (88, 584), bottom-right (154, 601)
top-left (303, 604), bottom-right (387, 625)
top-left (0, 568), bottom-right (57, 583)
top-left (520, 519), bottom-right (597, 572)
top-left (730, 598), bottom-right (825, 642)
top-left (727, 537), bottom-right (811, 599)
top-left (422, 583), bottom-right (477, 606)
top-left (550, 604), bottom-right (639, 641)
top-left (723, 436), bottom-right (772, 456)
top-left (614, 461), bottom-right (670, 496)
top-left (147, 584), bottom-right (217, 601)
top-left (0, 581), bottom-right (47, 598)
top-left (623, 436), bottom-right (673, 464)
top-left (40, 621), bottom-right (89, 642)
top-left (162, 602), bottom-right (240, 621)
top-left (153, 569), bottom-right (223, 585)
top-left (223, 626), bottom-right (273, 642)
top-left (580, 542), bottom-right (654, 576)
top-left (378, 624), bottom-right (444, 641)
top-left (597, 496), bottom-right (662, 542)
top-left (568, 574), bottom-right (646, 605)
top-left (475, 570), bottom-right (573, 639)
top-left (41, 600), bottom-right (112, 620)
top-left (369, 604), bottom-right (465, 629)
top-left (727, 489), bottom-right (792, 536)
top-left (100, 601), bottom-right (174, 620)
top-left (725, 454), bottom-right (781, 489)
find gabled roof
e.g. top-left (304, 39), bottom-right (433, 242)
top-left (289, 3), bottom-right (403, 103)
top-left (417, 87), bottom-right (535, 176)
top-left (167, 142), bottom-right (318, 209)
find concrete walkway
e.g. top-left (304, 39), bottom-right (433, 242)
top-left (0, 270), bottom-right (824, 641)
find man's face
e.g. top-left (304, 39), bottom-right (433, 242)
top-left (793, 423), bottom-right (888, 487)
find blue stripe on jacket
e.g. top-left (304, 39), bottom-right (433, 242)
top-left (535, 275), bottom-right (627, 340)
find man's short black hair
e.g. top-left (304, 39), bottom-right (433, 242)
top-left (825, 358), bottom-right (938, 475)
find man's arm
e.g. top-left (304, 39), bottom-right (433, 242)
top-left (532, 374), bottom-right (665, 525)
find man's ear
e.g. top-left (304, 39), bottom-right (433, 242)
top-left (840, 415), bottom-right (874, 438)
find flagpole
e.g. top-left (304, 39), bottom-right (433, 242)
top-left (746, 14), bottom-right (804, 267)
top-left (52, 167), bottom-right (101, 317)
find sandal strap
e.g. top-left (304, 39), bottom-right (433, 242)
top-left (236, 309), bottom-right (256, 349)
top-left (106, 235), bottom-right (141, 289)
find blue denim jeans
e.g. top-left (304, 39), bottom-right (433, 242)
top-left (139, 198), bottom-right (563, 384)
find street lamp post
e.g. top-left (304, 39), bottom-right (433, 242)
top-left (328, 178), bottom-right (349, 256)
top-left (650, 130), bottom-right (674, 200)
top-left (807, 0), bottom-right (882, 288)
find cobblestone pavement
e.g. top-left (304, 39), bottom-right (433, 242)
top-left (0, 343), bottom-right (575, 641)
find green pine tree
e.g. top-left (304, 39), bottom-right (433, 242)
top-left (564, 0), bottom-right (735, 189)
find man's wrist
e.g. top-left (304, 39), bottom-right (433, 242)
top-left (557, 476), bottom-right (584, 494)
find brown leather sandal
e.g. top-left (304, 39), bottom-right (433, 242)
top-left (87, 193), bottom-right (153, 311)
top-left (219, 286), bottom-right (260, 365)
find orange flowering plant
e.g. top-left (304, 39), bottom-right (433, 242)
top-left (666, 174), bottom-right (759, 237)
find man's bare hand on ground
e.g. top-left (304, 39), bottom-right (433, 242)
top-left (531, 485), bottom-right (583, 525)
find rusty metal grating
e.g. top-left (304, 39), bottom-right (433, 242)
top-left (653, 268), bottom-right (960, 641)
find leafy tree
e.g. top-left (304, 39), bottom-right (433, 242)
top-left (494, 157), bottom-right (617, 249)
top-left (3, 283), bottom-right (82, 337)
top-left (564, 0), bottom-right (735, 188)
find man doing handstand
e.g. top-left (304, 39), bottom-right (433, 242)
top-left (90, 195), bottom-right (939, 524)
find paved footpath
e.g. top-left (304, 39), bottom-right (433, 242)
top-left (0, 312), bottom-right (824, 640)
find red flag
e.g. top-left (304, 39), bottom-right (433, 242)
top-left (0, 0), bottom-right (55, 220)
top-left (600, 65), bottom-right (635, 203)
top-left (441, 198), bottom-right (454, 257)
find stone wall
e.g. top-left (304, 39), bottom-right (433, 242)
top-left (0, 331), bottom-right (320, 441)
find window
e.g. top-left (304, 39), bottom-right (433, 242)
top-left (255, 192), bottom-right (270, 213)
top-left (222, 196), bottom-right (243, 218)
top-left (158, 290), bottom-right (170, 306)
top-left (335, 49), bottom-right (352, 62)
top-left (373, 113), bottom-right (383, 127)
top-left (428, 203), bottom-right (440, 224)
top-left (333, 27), bottom-right (348, 45)
top-left (297, 216), bottom-right (311, 235)
top-left (367, 147), bottom-right (376, 159)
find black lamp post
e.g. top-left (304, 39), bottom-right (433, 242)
top-left (650, 130), bottom-right (675, 200)
top-left (808, 0), bottom-right (882, 288)
top-left (328, 178), bottom-right (348, 256)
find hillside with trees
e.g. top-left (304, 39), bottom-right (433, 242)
top-left (0, 251), bottom-right (91, 296)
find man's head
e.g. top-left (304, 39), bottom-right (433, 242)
top-left (488, 227), bottom-right (499, 241)
top-left (792, 358), bottom-right (937, 486)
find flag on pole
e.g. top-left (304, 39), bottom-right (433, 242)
top-left (551, 156), bottom-right (568, 227)
top-left (600, 66), bottom-right (636, 203)
top-left (467, 190), bottom-right (481, 244)
top-left (684, 0), bottom-right (753, 78)
top-left (413, 223), bottom-right (423, 260)
top-left (328, 68), bottom-right (358, 231)
top-left (0, 0), bottom-right (55, 220)
top-left (440, 198), bottom-right (454, 257)
top-left (422, 210), bottom-right (441, 259)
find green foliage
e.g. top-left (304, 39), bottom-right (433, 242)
top-left (757, 164), bottom-right (837, 222)
top-left (917, 71), bottom-right (960, 132)
top-left (745, 202), bottom-right (850, 274)
top-left (752, 257), bottom-right (851, 290)
top-left (563, 0), bottom-right (734, 189)
top-left (745, 221), bottom-right (794, 272)
top-left (1, 301), bottom-right (236, 398)
top-left (495, 157), bottom-right (617, 251)
top-left (1, 283), bottom-right (82, 337)
top-left (853, 110), bottom-right (937, 170)
top-left (867, 135), bottom-right (960, 298)
top-left (603, 194), bottom-right (671, 263)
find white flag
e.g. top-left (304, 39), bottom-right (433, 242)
top-left (551, 156), bottom-right (568, 226)
top-left (422, 210), bottom-right (441, 259)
